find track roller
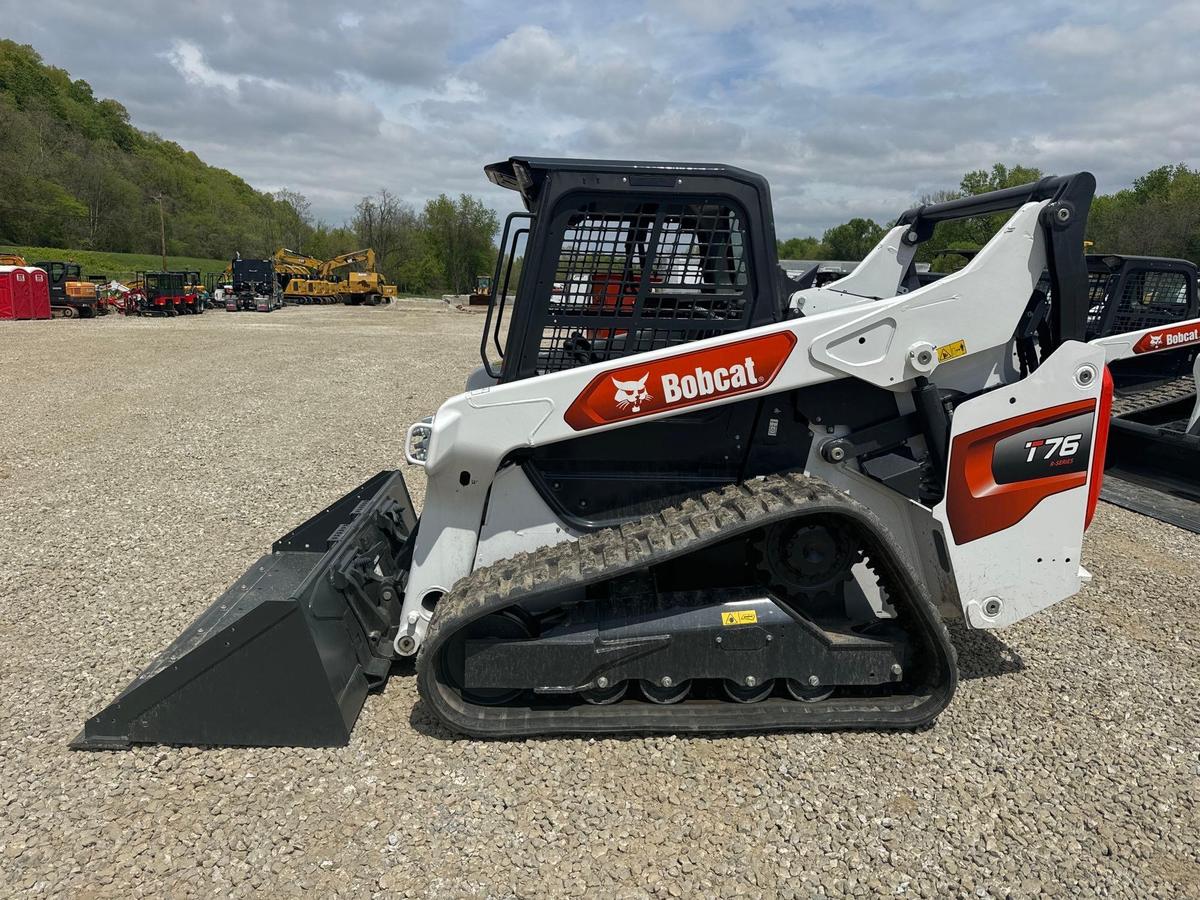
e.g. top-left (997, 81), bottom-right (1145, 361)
top-left (784, 679), bottom-right (834, 702)
top-left (580, 680), bottom-right (628, 705)
top-left (639, 679), bottom-right (691, 704)
top-left (723, 678), bottom-right (775, 703)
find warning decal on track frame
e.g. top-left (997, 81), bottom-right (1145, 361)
top-left (721, 610), bottom-right (758, 626)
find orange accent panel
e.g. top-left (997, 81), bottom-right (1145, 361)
top-left (945, 398), bottom-right (1096, 545)
top-left (1085, 368), bottom-right (1113, 529)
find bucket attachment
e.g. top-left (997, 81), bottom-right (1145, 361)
top-left (1102, 387), bottom-right (1200, 534)
top-left (72, 470), bottom-right (416, 749)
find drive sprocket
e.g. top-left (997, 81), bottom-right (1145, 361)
top-left (756, 517), bottom-right (862, 617)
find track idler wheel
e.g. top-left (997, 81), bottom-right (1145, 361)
top-left (723, 678), bottom-right (774, 703)
top-left (443, 609), bottom-right (534, 706)
top-left (639, 679), bottom-right (691, 704)
top-left (765, 520), bottom-right (856, 592)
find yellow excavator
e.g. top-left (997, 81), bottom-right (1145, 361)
top-left (273, 249), bottom-right (342, 304)
top-left (318, 248), bottom-right (398, 305)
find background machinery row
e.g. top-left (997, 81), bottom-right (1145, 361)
top-left (0, 245), bottom-right (400, 321)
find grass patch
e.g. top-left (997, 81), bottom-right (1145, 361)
top-left (0, 245), bottom-right (228, 282)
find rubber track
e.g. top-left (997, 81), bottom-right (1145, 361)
top-left (1112, 378), bottom-right (1195, 417)
top-left (417, 472), bottom-right (958, 738)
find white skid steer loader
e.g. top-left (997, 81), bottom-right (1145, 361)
top-left (76, 159), bottom-right (1120, 748)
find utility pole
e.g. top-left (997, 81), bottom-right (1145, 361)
top-left (153, 195), bottom-right (167, 270)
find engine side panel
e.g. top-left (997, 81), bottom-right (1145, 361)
top-left (932, 341), bottom-right (1107, 628)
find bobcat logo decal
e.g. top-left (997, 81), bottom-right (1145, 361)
top-left (1134, 323), bottom-right (1200, 353)
top-left (612, 373), bottom-right (651, 412)
top-left (563, 332), bottom-right (797, 431)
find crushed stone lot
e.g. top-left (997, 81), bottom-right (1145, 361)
top-left (1, 305), bottom-right (1198, 898)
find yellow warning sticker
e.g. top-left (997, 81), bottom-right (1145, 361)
top-left (721, 610), bottom-right (758, 626)
top-left (936, 339), bottom-right (967, 362)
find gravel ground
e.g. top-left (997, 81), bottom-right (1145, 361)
top-left (1, 305), bottom-right (1197, 899)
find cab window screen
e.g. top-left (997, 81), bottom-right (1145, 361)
top-left (532, 196), bottom-right (753, 375)
top-left (1112, 270), bottom-right (1189, 333)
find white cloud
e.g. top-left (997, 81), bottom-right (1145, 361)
top-left (1026, 23), bottom-right (1122, 56)
top-left (163, 41), bottom-right (240, 92)
top-left (652, 0), bottom-right (754, 31)
top-left (4, 0), bottom-right (1199, 238)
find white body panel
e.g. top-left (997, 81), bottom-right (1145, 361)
top-left (789, 225), bottom-right (917, 315)
top-left (473, 465), bottom-right (579, 568)
top-left (808, 203), bottom-right (1046, 391)
top-left (1089, 315), bottom-right (1200, 364)
top-left (1192, 354), bottom-right (1199, 433)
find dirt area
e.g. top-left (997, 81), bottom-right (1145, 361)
top-left (0, 305), bottom-right (1197, 898)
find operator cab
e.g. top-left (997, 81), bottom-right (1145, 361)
top-left (475, 157), bottom-right (794, 526)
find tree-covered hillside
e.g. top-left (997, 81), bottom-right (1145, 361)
top-left (0, 40), bottom-right (306, 260)
top-left (0, 41), bottom-right (501, 293)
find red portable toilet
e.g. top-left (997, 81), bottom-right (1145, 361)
top-left (0, 265), bottom-right (15, 320)
top-left (11, 267), bottom-right (33, 319)
top-left (25, 266), bottom-right (52, 319)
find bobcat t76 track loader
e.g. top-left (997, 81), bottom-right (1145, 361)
top-left (77, 159), bottom-right (1124, 747)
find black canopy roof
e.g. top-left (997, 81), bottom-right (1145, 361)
top-left (484, 156), bottom-right (770, 210)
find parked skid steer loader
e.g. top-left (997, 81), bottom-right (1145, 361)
top-left (76, 159), bottom-right (1117, 749)
top-left (1082, 255), bottom-right (1200, 533)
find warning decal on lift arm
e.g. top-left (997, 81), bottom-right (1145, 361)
top-left (721, 610), bottom-right (758, 626)
top-left (937, 339), bottom-right (967, 362)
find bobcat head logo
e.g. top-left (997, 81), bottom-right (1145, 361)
top-left (1149, 334), bottom-right (1163, 348)
top-left (612, 373), bottom-right (651, 412)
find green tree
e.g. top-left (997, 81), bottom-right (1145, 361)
top-left (913, 163), bottom-right (1047, 270)
top-left (395, 251), bottom-right (442, 294)
top-left (353, 188), bottom-right (419, 279)
top-left (777, 236), bottom-right (830, 260)
top-left (821, 218), bottom-right (885, 260)
top-left (0, 39), bottom-right (342, 262)
top-left (423, 193), bottom-right (499, 294)
top-left (1087, 164), bottom-right (1200, 263)
top-left (274, 188), bottom-right (312, 253)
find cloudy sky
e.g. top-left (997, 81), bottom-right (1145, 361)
top-left (5, 0), bottom-right (1199, 236)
